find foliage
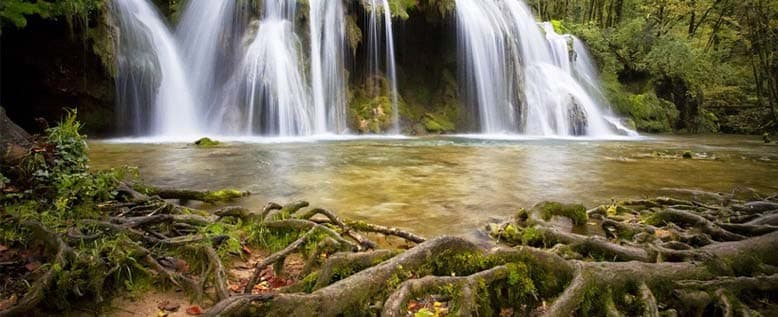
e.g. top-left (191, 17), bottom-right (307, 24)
top-left (0, 111), bottom-right (160, 313)
top-left (0, 0), bottom-right (102, 30)
top-left (535, 0), bottom-right (778, 133)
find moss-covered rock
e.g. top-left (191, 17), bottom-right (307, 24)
top-left (533, 201), bottom-right (589, 226)
top-left (609, 89), bottom-right (680, 133)
top-left (423, 112), bottom-right (455, 133)
top-left (348, 76), bottom-right (398, 134)
top-left (194, 137), bottom-right (221, 148)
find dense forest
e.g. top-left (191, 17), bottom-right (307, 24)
top-left (1, 0), bottom-right (776, 135)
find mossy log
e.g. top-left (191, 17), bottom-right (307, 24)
top-left (134, 185), bottom-right (250, 203)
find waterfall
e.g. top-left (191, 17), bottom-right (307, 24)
top-left (236, 0), bottom-right (312, 136)
top-left (456, 0), bottom-right (629, 137)
top-left (111, 0), bottom-right (198, 136)
top-left (110, 0), bottom-right (631, 138)
top-left (176, 0), bottom-right (242, 126)
top-left (309, 0), bottom-right (347, 134)
top-left (366, 0), bottom-right (400, 133)
top-left (455, 0), bottom-right (520, 133)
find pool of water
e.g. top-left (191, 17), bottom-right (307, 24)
top-left (88, 135), bottom-right (778, 237)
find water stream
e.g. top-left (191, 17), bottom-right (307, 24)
top-left (90, 135), bottom-right (778, 237)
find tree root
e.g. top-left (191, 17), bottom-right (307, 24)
top-left (5, 190), bottom-right (778, 317)
top-left (382, 265), bottom-right (510, 317)
top-left (0, 222), bottom-right (75, 317)
top-left (313, 250), bottom-right (398, 290)
top-left (204, 246), bottom-right (230, 301)
top-left (648, 208), bottom-right (746, 241)
top-left (343, 220), bottom-right (426, 244)
top-left (244, 228), bottom-right (318, 294)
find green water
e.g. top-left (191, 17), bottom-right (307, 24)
top-left (88, 135), bottom-right (778, 237)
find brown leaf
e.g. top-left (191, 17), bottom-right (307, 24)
top-left (175, 259), bottom-right (190, 273)
top-left (228, 282), bottom-right (243, 293)
top-left (0, 295), bottom-right (18, 311)
top-left (407, 300), bottom-right (420, 312)
top-left (24, 261), bottom-right (41, 272)
top-left (185, 305), bottom-right (203, 315)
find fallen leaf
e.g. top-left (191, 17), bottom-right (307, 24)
top-left (0, 245), bottom-right (8, 253)
top-left (186, 305), bottom-right (203, 315)
top-left (407, 300), bottom-right (420, 311)
top-left (228, 282), bottom-right (243, 292)
top-left (157, 310), bottom-right (169, 317)
top-left (0, 294), bottom-right (18, 310)
top-left (24, 261), bottom-right (41, 272)
top-left (175, 259), bottom-right (190, 273)
top-left (269, 277), bottom-right (287, 289)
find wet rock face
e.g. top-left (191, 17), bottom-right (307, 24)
top-left (1, 16), bottom-right (115, 137)
top-left (0, 107), bottom-right (31, 162)
top-left (567, 97), bottom-right (588, 136)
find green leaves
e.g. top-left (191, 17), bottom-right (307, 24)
top-left (0, 0), bottom-right (51, 28)
top-left (0, 0), bottom-right (101, 30)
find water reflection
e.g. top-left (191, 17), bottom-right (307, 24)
top-left (89, 135), bottom-right (778, 236)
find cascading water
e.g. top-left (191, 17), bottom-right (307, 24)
top-left (112, 0), bottom-right (348, 137)
top-left (309, 0), bottom-right (348, 134)
top-left (456, 0), bottom-right (632, 137)
top-left (455, 0), bottom-right (521, 133)
top-left (111, 0), bottom-right (198, 136)
top-left (236, 0), bottom-right (313, 136)
top-left (366, 0), bottom-right (400, 133)
top-left (111, 0), bottom-right (630, 138)
top-left (176, 0), bottom-right (242, 124)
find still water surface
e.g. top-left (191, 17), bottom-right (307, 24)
top-left (89, 135), bottom-right (778, 237)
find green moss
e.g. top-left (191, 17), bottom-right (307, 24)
top-left (520, 227), bottom-right (543, 246)
top-left (550, 20), bottom-right (567, 33)
top-left (535, 201), bottom-right (589, 226)
top-left (203, 189), bottom-right (246, 202)
top-left (423, 112), bottom-right (455, 133)
top-left (345, 15), bottom-right (362, 55)
top-left (348, 79), bottom-right (396, 134)
top-left (300, 271), bottom-right (320, 293)
top-left (194, 137), bottom-right (221, 148)
top-left (604, 75), bottom-right (679, 133)
top-left (247, 224), bottom-right (302, 252)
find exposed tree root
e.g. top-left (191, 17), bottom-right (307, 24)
top-left (382, 265), bottom-right (510, 317)
top-left (244, 228), bottom-right (318, 294)
top-left (3, 187), bottom-right (778, 317)
top-left (0, 222), bottom-right (75, 317)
